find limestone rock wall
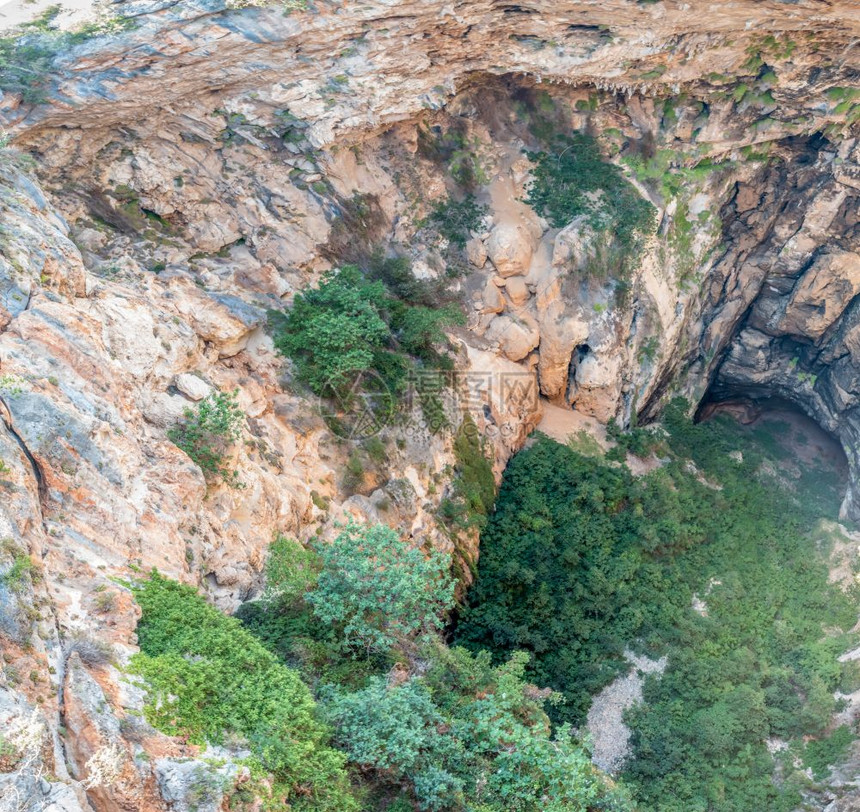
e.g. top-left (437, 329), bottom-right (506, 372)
top-left (0, 1), bottom-right (859, 809)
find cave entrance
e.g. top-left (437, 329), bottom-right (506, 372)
top-left (695, 395), bottom-right (850, 506)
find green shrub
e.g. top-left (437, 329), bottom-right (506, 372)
top-left (307, 522), bottom-right (455, 655)
top-left (342, 450), bottom-right (366, 494)
top-left (427, 195), bottom-right (488, 250)
top-left (275, 264), bottom-right (462, 402)
top-left (524, 133), bottom-right (656, 278)
top-left (276, 266), bottom-right (390, 395)
top-left (367, 252), bottom-right (440, 306)
top-left (262, 535), bottom-right (320, 608)
top-left (167, 390), bottom-right (244, 485)
top-left (416, 124), bottom-right (487, 190)
top-left (323, 647), bottom-right (629, 812)
top-left (1, 549), bottom-right (33, 594)
top-left (130, 573), bottom-right (357, 811)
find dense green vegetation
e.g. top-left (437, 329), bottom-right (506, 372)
top-left (130, 573), bottom-right (357, 811)
top-left (322, 647), bottom-right (629, 812)
top-left (275, 263), bottom-right (462, 413)
top-left (458, 402), bottom-right (858, 811)
top-left (235, 525), bottom-right (626, 811)
top-left (524, 133), bottom-right (656, 279)
top-left (137, 398), bottom-right (857, 811)
top-left (167, 389), bottom-right (245, 486)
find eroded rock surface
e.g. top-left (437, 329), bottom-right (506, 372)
top-left (0, 0), bottom-right (859, 809)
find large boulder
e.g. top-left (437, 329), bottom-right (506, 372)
top-left (486, 222), bottom-right (537, 277)
top-left (484, 314), bottom-right (540, 361)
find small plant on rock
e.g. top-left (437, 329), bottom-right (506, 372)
top-left (168, 390), bottom-right (245, 487)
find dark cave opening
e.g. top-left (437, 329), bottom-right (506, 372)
top-left (695, 393), bottom-right (850, 497)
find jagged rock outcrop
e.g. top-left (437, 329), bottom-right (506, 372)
top-left (0, 1), bottom-right (859, 809)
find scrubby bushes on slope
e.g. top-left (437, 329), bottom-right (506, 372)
top-left (131, 574), bottom-right (358, 811)
top-left (237, 523), bottom-right (628, 811)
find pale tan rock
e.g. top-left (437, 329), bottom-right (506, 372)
top-left (536, 316), bottom-right (590, 401)
top-left (174, 373), bottom-right (212, 401)
top-left (570, 351), bottom-right (623, 423)
top-left (505, 276), bottom-right (530, 306)
top-left (169, 283), bottom-right (265, 358)
top-left (466, 236), bottom-right (488, 268)
top-left (552, 216), bottom-right (598, 272)
top-left (481, 279), bottom-right (505, 314)
top-left (142, 391), bottom-right (190, 427)
top-left (484, 314), bottom-right (540, 362)
top-left (486, 222), bottom-right (536, 277)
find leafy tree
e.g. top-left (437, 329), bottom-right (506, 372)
top-left (323, 647), bottom-right (628, 812)
top-left (307, 522), bottom-right (456, 654)
top-left (276, 265), bottom-right (391, 394)
top-left (130, 573), bottom-right (357, 811)
top-left (324, 676), bottom-right (446, 772)
top-left (167, 389), bottom-right (244, 485)
top-left (274, 263), bottom-right (464, 413)
top-left (236, 535), bottom-right (387, 690)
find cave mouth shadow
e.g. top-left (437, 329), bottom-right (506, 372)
top-left (694, 394), bottom-right (850, 494)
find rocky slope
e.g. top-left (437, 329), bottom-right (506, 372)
top-left (0, 1), bottom-right (859, 810)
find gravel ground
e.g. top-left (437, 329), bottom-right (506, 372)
top-left (586, 650), bottom-right (667, 774)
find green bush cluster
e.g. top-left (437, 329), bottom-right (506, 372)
top-left (800, 725), bottom-right (854, 780)
top-left (458, 403), bottom-right (857, 811)
top-left (167, 389), bottom-right (245, 486)
top-left (139, 398), bottom-right (857, 811)
top-left (426, 195), bottom-right (488, 250)
top-left (524, 133), bottom-right (656, 279)
top-left (235, 524), bottom-right (626, 811)
top-left (275, 264), bottom-right (462, 402)
top-left (323, 647), bottom-right (628, 812)
top-left (130, 573), bottom-right (357, 811)
top-left (307, 522), bottom-right (456, 655)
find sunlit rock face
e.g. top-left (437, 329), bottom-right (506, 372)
top-left (1, 0), bottom-right (860, 809)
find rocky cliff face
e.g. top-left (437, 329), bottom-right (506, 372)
top-left (0, 1), bottom-right (859, 809)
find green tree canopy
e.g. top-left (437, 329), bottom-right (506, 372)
top-left (307, 522), bottom-right (456, 654)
